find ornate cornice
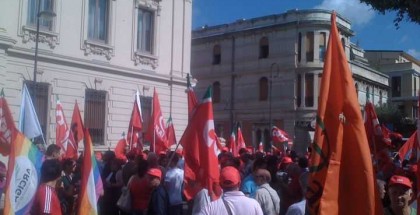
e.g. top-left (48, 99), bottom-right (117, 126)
top-left (134, 51), bottom-right (158, 69)
top-left (82, 40), bottom-right (114, 60)
top-left (21, 26), bottom-right (59, 49)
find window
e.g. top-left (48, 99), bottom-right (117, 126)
top-left (212, 82), bottom-right (221, 103)
top-left (25, 81), bottom-right (50, 144)
top-left (305, 32), bottom-right (314, 62)
top-left (379, 90), bottom-right (383, 105)
top-left (84, 89), bottom-right (107, 145)
top-left (319, 32), bottom-right (326, 62)
top-left (392, 77), bottom-right (401, 97)
top-left (297, 74), bottom-right (302, 107)
top-left (259, 37), bottom-right (269, 59)
top-left (137, 8), bottom-right (154, 54)
top-left (256, 129), bottom-right (262, 146)
top-left (341, 38), bottom-right (346, 51)
top-left (213, 45), bottom-right (221, 65)
top-left (366, 87), bottom-right (370, 100)
top-left (140, 96), bottom-right (152, 136)
top-left (305, 74), bottom-right (314, 107)
top-left (263, 128), bottom-right (270, 151)
top-left (27, 0), bottom-right (55, 31)
top-left (88, 0), bottom-right (110, 43)
top-left (298, 33), bottom-right (302, 62)
top-left (414, 77), bottom-right (417, 97)
top-left (259, 77), bottom-right (269, 101)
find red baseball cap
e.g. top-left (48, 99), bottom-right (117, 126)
top-left (389, 175), bottom-right (412, 188)
top-left (147, 168), bottom-right (162, 180)
top-left (221, 147), bottom-right (229, 153)
top-left (220, 166), bottom-right (241, 188)
top-left (281, 156), bottom-right (293, 164)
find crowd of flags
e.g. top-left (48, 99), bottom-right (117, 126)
top-left (1, 12), bottom-right (420, 215)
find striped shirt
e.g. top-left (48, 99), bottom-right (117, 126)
top-left (32, 183), bottom-right (62, 215)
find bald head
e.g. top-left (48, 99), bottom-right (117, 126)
top-left (255, 169), bottom-right (271, 185)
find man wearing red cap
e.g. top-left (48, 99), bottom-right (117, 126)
top-left (384, 175), bottom-right (416, 215)
top-left (198, 166), bottom-right (263, 215)
top-left (147, 168), bottom-right (169, 215)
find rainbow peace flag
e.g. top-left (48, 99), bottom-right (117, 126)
top-left (77, 129), bottom-right (103, 215)
top-left (4, 132), bottom-right (43, 215)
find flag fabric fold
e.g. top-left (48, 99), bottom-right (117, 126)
top-left (78, 129), bottom-right (103, 215)
top-left (306, 12), bottom-right (382, 215)
top-left (187, 75), bottom-right (198, 120)
top-left (71, 101), bottom-right (84, 147)
top-left (56, 99), bottom-right (78, 160)
top-left (364, 101), bottom-right (390, 154)
top-left (114, 135), bottom-right (128, 161)
top-left (147, 89), bottom-right (168, 153)
top-left (127, 92), bottom-right (143, 149)
top-left (0, 89), bottom-right (17, 156)
top-left (399, 131), bottom-right (416, 162)
top-left (180, 86), bottom-right (221, 201)
top-left (18, 84), bottom-right (44, 143)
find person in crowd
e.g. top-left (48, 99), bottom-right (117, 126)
top-left (384, 175), bottom-right (417, 215)
top-left (0, 161), bottom-right (6, 214)
top-left (45, 144), bottom-right (61, 160)
top-left (278, 158), bottom-right (302, 215)
top-left (129, 157), bottom-right (152, 215)
top-left (147, 168), bottom-right (169, 215)
top-left (31, 159), bottom-right (63, 215)
top-left (241, 158), bottom-right (267, 198)
top-left (254, 169), bottom-right (280, 215)
top-left (165, 152), bottom-right (184, 215)
top-left (58, 159), bottom-right (77, 215)
top-left (176, 149), bottom-right (185, 169)
top-left (285, 172), bottom-right (309, 215)
top-left (122, 149), bottom-right (138, 186)
top-left (198, 166), bottom-right (263, 215)
top-left (102, 158), bottom-right (124, 215)
top-left (148, 152), bottom-right (166, 181)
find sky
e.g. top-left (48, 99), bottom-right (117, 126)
top-left (192, 0), bottom-right (420, 59)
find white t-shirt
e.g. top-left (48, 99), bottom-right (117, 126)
top-left (198, 191), bottom-right (263, 215)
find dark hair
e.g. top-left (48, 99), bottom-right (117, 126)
top-left (62, 158), bottom-right (75, 169)
top-left (46, 144), bottom-right (61, 156)
top-left (41, 159), bottom-right (62, 183)
top-left (137, 158), bottom-right (149, 177)
top-left (298, 156), bottom-right (309, 169)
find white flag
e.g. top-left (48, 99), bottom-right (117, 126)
top-left (18, 84), bottom-right (44, 142)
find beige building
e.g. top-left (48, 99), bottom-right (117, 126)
top-left (365, 50), bottom-right (420, 120)
top-left (0, 0), bottom-right (192, 152)
top-left (191, 9), bottom-right (389, 153)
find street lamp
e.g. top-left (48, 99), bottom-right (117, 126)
top-left (269, 63), bottom-right (279, 151)
top-left (33, 0), bottom-right (56, 82)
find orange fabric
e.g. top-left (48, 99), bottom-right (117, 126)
top-left (306, 13), bottom-right (383, 215)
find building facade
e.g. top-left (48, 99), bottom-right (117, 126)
top-left (191, 9), bottom-right (389, 154)
top-left (365, 50), bottom-right (420, 121)
top-left (0, 0), bottom-right (192, 152)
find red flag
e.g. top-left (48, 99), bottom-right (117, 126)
top-left (166, 116), bottom-right (177, 147)
top-left (114, 136), bottom-right (128, 161)
top-left (271, 126), bottom-right (289, 143)
top-left (399, 131), bottom-right (416, 162)
top-left (127, 97), bottom-right (143, 149)
top-left (56, 99), bottom-right (78, 160)
top-left (71, 101), bottom-right (84, 145)
top-left (147, 89), bottom-right (168, 153)
top-left (229, 130), bottom-right (237, 157)
top-left (180, 86), bottom-right (221, 201)
top-left (364, 101), bottom-right (390, 154)
top-left (0, 89), bottom-right (16, 156)
top-left (237, 126), bottom-right (246, 149)
top-left (306, 13), bottom-right (382, 215)
top-left (416, 90), bottom-right (420, 215)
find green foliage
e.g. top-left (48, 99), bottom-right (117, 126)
top-left (360, 0), bottom-right (420, 27)
top-left (375, 103), bottom-right (403, 124)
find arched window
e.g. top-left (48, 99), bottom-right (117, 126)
top-left (259, 77), bottom-right (269, 101)
top-left (212, 81), bottom-right (221, 103)
top-left (259, 37), bottom-right (269, 59)
top-left (213, 45), bottom-right (221, 65)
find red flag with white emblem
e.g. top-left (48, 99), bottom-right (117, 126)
top-left (0, 89), bottom-right (16, 156)
top-left (56, 99), bottom-right (78, 159)
top-left (180, 86), bottom-right (221, 201)
top-left (147, 88), bottom-right (168, 153)
top-left (272, 126), bottom-right (289, 143)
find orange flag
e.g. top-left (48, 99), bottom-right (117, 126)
top-left (306, 12), bottom-right (382, 215)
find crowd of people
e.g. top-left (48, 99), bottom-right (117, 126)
top-left (1, 140), bottom-right (417, 215)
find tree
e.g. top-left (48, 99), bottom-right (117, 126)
top-left (360, 0), bottom-right (420, 27)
